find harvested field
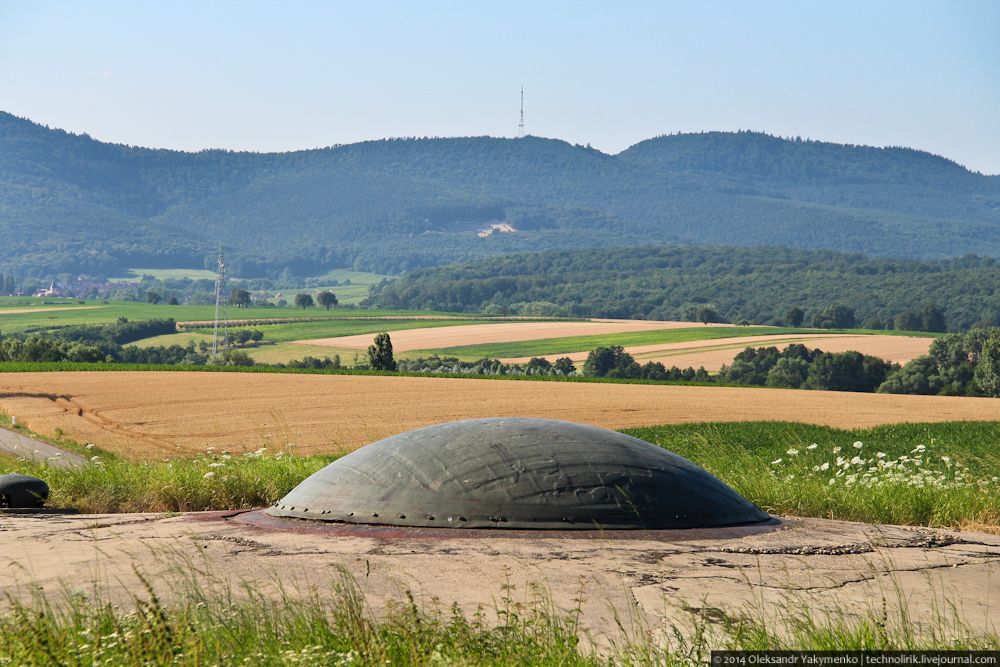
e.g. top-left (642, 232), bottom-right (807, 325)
top-left (0, 305), bottom-right (99, 315)
top-left (0, 371), bottom-right (996, 460)
top-left (298, 318), bottom-right (737, 351)
top-left (503, 333), bottom-right (933, 370)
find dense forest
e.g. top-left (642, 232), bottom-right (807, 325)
top-left (366, 245), bottom-right (1000, 331)
top-left (2, 111), bottom-right (999, 277)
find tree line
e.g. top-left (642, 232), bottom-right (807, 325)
top-left (367, 245), bottom-right (1000, 331)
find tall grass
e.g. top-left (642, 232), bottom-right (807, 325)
top-left (1, 568), bottom-right (995, 666)
top-left (627, 421), bottom-right (1000, 529)
top-left (0, 445), bottom-right (333, 513)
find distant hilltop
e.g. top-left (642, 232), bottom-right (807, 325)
top-left (2, 111), bottom-right (998, 277)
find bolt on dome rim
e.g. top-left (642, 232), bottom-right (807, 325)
top-left (267, 418), bottom-right (770, 530)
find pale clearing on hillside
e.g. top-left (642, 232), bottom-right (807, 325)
top-left (502, 334), bottom-right (933, 370)
top-left (0, 371), bottom-right (994, 460)
top-left (297, 318), bottom-right (737, 351)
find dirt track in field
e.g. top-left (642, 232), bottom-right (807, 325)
top-left (297, 319), bottom-right (736, 351)
top-left (0, 371), bottom-right (995, 460)
top-left (0, 306), bottom-right (99, 315)
top-left (502, 334), bottom-right (933, 370)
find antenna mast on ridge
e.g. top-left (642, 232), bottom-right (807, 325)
top-left (517, 87), bottom-right (526, 138)
top-left (211, 245), bottom-right (229, 356)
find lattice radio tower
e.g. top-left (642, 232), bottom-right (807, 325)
top-left (517, 87), bottom-right (526, 138)
top-left (211, 245), bottom-right (229, 356)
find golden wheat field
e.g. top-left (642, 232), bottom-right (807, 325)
top-left (1, 371), bottom-right (997, 460)
top-left (297, 318), bottom-right (736, 351)
top-left (502, 333), bottom-right (933, 370)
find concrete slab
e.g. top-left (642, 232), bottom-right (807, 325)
top-left (1, 511), bottom-right (997, 647)
top-left (0, 425), bottom-right (86, 468)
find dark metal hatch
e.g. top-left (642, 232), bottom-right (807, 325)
top-left (267, 418), bottom-right (769, 530)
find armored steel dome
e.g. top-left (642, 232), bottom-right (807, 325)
top-left (0, 473), bottom-right (50, 509)
top-left (269, 418), bottom-right (768, 529)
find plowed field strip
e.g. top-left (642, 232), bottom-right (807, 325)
top-left (0, 372), bottom-right (995, 460)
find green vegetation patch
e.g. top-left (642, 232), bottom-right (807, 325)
top-left (367, 244), bottom-right (1000, 331)
top-left (626, 421), bottom-right (1000, 530)
top-left (314, 268), bottom-right (391, 284)
top-left (0, 298), bottom-right (478, 335)
top-left (186, 316), bottom-right (481, 344)
top-left (109, 267), bottom-right (221, 282)
top-left (0, 445), bottom-right (333, 513)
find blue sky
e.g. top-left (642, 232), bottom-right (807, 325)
top-left (1, 0), bottom-right (998, 172)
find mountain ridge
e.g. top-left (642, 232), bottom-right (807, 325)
top-left (2, 111), bottom-right (999, 277)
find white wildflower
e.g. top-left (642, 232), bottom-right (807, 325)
top-left (786, 448), bottom-right (799, 456)
top-left (877, 452), bottom-right (887, 458)
top-left (208, 462), bottom-right (225, 468)
top-left (832, 446), bottom-right (841, 453)
top-left (203, 472), bottom-right (215, 479)
top-left (828, 478), bottom-right (836, 485)
top-left (85, 443), bottom-right (96, 450)
top-left (771, 458), bottom-right (783, 465)
top-left (853, 441), bottom-right (864, 449)
top-left (819, 462), bottom-right (830, 471)
top-left (807, 444), bottom-right (818, 450)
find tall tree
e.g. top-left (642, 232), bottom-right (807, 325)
top-left (974, 333), bottom-right (1000, 397)
top-left (811, 304), bottom-right (856, 329)
top-left (367, 332), bottom-right (397, 371)
top-left (294, 293), bottom-right (315, 309)
top-left (785, 306), bottom-right (805, 327)
top-left (230, 288), bottom-right (252, 308)
top-left (317, 290), bottom-right (338, 310)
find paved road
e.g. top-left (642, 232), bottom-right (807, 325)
top-left (0, 426), bottom-right (86, 468)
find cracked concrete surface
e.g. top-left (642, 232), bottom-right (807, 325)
top-left (1, 511), bottom-right (997, 647)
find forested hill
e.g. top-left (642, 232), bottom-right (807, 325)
top-left (2, 111), bottom-right (999, 277)
top-left (365, 245), bottom-right (1000, 331)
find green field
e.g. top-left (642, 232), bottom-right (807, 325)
top-left (108, 267), bottom-right (220, 282)
top-left (259, 269), bottom-right (391, 305)
top-left (415, 325), bottom-right (939, 360)
top-left (0, 297), bottom-right (471, 334)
